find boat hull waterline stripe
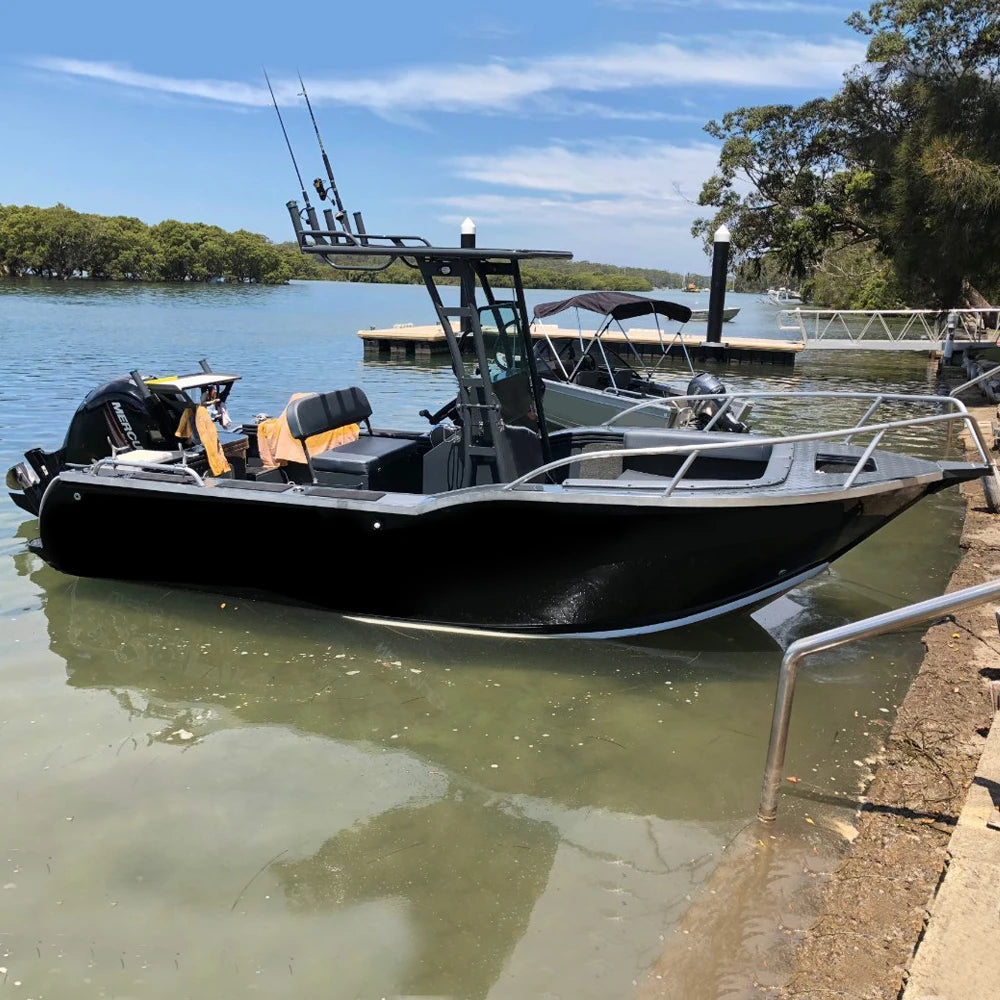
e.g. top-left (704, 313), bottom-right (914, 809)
top-left (342, 565), bottom-right (828, 640)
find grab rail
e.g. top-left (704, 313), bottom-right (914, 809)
top-left (502, 392), bottom-right (998, 495)
top-left (758, 577), bottom-right (1000, 821)
top-left (92, 457), bottom-right (205, 487)
top-left (602, 388), bottom-right (972, 428)
top-left (948, 362), bottom-right (1000, 398)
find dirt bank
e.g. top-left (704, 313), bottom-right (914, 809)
top-left (778, 404), bottom-right (1000, 999)
top-left (638, 400), bottom-right (1000, 1000)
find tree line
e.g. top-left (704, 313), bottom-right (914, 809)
top-left (694, 0), bottom-right (1000, 309)
top-left (0, 204), bottom-right (295, 284)
top-left (0, 203), bottom-right (703, 292)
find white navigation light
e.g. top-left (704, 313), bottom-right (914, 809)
top-left (461, 217), bottom-right (476, 236)
top-left (714, 224), bottom-right (731, 244)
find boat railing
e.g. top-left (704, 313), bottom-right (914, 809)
top-left (603, 389), bottom-right (971, 432)
top-left (758, 576), bottom-right (1000, 820)
top-left (501, 391), bottom-right (999, 496)
top-left (92, 456), bottom-right (206, 487)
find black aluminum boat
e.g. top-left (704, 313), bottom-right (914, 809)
top-left (7, 110), bottom-right (999, 637)
top-left (530, 291), bottom-right (749, 432)
top-left (7, 223), bottom-right (997, 636)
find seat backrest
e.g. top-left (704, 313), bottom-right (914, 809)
top-left (286, 387), bottom-right (372, 441)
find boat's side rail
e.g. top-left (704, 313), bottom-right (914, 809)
top-left (603, 388), bottom-right (974, 429)
top-left (92, 457), bottom-right (205, 487)
top-left (503, 401), bottom-right (997, 496)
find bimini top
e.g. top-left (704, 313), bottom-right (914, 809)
top-left (533, 292), bottom-right (692, 324)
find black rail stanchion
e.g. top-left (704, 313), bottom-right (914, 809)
top-left (706, 224), bottom-right (731, 345)
top-left (460, 217), bottom-right (476, 335)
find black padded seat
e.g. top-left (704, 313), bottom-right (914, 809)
top-left (285, 387), bottom-right (422, 491)
top-left (311, 435), bottom-right (419, 474)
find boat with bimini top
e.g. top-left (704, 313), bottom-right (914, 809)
top-left (529, 291), bottom-right (750, 432)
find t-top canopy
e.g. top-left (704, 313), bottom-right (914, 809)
top-left (533, 291), bottom-right (692, 324)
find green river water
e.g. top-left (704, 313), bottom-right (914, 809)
top-left (0, 280), bottom-right (970, 998)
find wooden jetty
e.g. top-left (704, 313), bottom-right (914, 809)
top-left (359, 321), bottom-right (803, 367)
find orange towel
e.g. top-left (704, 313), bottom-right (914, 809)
top-left (176, 405), bottom-right (232, 477)
top-left (257, 393), bottom-right (360, 469)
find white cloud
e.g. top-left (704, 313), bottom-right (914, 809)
top-left (537, 36), bottom-right (863, 92)
top-left (453, 140), bottom-right (720, 201)
top-left (433, 192), bottom-right (708, 269)
top-left (27, 33), bottom-right (864, 117)
top-left (28, 57), bottom-right (272, 106)
top-left (435, 141), bottom-right (724, 268)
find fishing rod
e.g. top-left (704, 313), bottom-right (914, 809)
top-left (297, 71), bottom-right (358, 234)
top-left (263, 67), bottom-right (311, 210)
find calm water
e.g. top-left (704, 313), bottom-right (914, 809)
top-left (0, 280), bottom-right (968, 998)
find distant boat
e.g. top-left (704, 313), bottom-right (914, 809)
top-left (767, 287), bottom-right (801, 304)
top-left (688, 307), bottom-right (740, 323)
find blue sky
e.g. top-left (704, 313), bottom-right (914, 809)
top-left (2, 0), bottom-right (865, 271)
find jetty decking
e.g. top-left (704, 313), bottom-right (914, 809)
top-left (359, 322), bottom-right (803, 366)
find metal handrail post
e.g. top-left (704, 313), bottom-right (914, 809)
top-left (844, 394), bottom-right (884, 444)
top-left (758, 577), bottom-right (1000, 822)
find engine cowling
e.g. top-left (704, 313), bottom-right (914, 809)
top-left (686, 372), bottom-right (750, 433)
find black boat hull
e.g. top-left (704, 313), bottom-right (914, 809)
top-left (35, 473), bottom-right (939, 637)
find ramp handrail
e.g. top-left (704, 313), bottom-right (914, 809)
top-left (758, 577), bottom-right (1000, 821)
top-left (948, 362), bottom-right (1000, 398)
top-left (779, 307), bottom-right (1000, 344)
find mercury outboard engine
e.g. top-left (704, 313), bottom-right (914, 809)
top-left (66, 375), bottom-right (190, 461)
top-left (686, 372), bottom-right (750, 433)
top-left (7, 374), bottom-right (190, 516)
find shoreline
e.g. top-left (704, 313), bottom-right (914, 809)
top-left (638, 398), bottom-right (1000, 999)
top-left (777, 400), bottom-right (1000, 997)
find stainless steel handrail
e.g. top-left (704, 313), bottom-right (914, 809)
top-left (948, 362), bottom-right (1000, 398)
top-left (758, 577), bottom-right (1000, 821)
top-left (92, 457), bottom-right (205, 487)
top-left (844, 394), bottom-right (884, 445)
top-left (602, 389), bottom-right (972, 428)
top-left (503, 403), bottom-right (994, 493)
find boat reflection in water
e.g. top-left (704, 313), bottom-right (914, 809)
top-left (30, 558), bottom-right (809, 999)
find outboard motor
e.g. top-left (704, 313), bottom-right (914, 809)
top-left (7, 375), bottom-right (190, 516)
top-left (686, 372), bottom-right (750, 433)
top-left (61, 376), bottom-right (185, 462)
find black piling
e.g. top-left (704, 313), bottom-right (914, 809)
top-left (706, 225), bottom-right (732, 345)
